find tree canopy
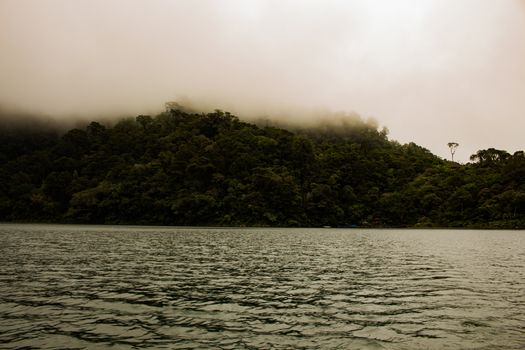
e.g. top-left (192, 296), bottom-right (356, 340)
top-left (0, 109), bottom-right (523, 228)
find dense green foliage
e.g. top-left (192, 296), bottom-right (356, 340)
top-left (0, 109), bottom-right (523, 228)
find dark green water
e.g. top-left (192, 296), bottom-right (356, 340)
top-left (0, 225), bottom-right (523, 349)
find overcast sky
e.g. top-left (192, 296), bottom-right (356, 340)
top-left (1, 0), bottom-right (524, 161)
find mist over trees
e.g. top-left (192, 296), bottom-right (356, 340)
top-left (0, 108), bottom-right (523, 228)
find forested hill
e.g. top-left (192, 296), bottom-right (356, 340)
top-left (0, 109), bottom-right (523, 228)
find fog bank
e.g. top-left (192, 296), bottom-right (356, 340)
top-left (1, 0), bottom-right (524, 161)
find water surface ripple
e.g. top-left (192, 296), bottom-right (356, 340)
top-left (0, 225), bottom-right (524, 349)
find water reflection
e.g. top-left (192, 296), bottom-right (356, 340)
top-left (0, 225), bottom-right (523, 349)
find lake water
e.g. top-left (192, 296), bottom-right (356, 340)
top-left (0, 225), bottom-right (523, 349)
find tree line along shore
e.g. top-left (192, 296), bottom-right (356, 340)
top-left (0, 109), bottom-right (523, 228)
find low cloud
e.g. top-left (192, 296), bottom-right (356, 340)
top-left (0, 0), bottom-right (524, 161)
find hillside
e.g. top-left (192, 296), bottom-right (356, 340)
top-left (0, 109), bottom-right (523, 228)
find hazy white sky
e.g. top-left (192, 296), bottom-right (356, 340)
top-left (1, 0), bottom-right (524, 161)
